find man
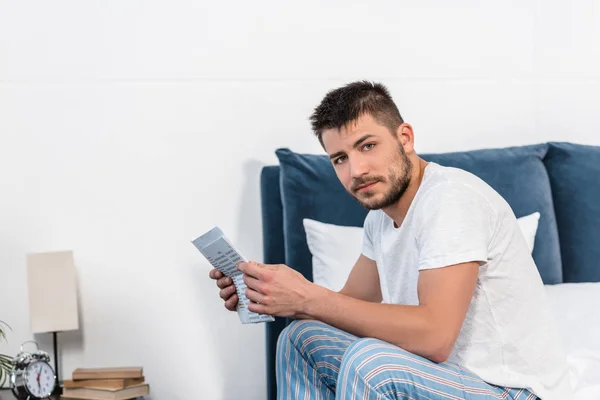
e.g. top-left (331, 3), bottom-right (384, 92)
top-left (209, 81), bottom-right (573, 399)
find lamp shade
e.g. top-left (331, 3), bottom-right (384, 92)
top-left (26, 250), bottom-right (80, 334)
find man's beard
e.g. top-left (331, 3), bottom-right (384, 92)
top-left (351, 144), bottom-right (413, 210)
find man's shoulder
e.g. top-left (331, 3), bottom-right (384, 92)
top-left (424, 163), bottom-right (489, 189)
top-left (420, 163), bottom-right (501, 206)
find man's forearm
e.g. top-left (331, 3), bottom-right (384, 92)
top-left (304, 285), bottom-right (452, 363)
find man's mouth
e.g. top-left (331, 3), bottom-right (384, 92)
top-left (355, 181), bottom-right (379, 192)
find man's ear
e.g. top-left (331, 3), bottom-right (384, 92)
top-left (396, 123), bottom-right (415, 153)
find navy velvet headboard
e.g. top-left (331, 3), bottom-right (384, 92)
top-left (259, 142), bottom-right (600, 400)
top-left (260, 166), bottom-right (290, 400)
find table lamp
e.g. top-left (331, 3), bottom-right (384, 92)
top-left (26, 250), bottom-right (80, 396)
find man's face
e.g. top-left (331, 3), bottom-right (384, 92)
top-left (321, 114), bottom-right (413, 210)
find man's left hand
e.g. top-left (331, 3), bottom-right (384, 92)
top-left (237, 261), bottom-right (319, 318)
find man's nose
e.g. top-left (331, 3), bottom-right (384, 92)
top-left (349, 157), bottom-right (369, 178)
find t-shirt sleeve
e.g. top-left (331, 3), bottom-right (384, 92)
top-left (415, 183), bottom-right (493, 271)
top-left (362, 212), bottom-right (376, 260)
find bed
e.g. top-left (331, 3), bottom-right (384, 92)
top-left (259, 142), bottom-right (600, 399)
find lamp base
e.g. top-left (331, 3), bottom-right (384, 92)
top-left (51, 331), bottom-right (62, 396)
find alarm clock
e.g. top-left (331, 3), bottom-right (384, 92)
top-left (9, 341), bottom-right (56, 400)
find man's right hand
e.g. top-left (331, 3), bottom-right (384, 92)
top-left (209, 269), bottom-right (238, 311)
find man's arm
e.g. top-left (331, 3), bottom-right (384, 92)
top-left (338, 254), bottom-right (382, 303)
top-left (239, 258), bottom-right (479, 363)
top-left (304, 261), bottom-right (479, 363)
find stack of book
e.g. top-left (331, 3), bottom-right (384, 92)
top-left (60, 366), bottom-right (149, 400)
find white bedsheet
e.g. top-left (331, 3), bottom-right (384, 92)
top-left (545, 282), bottom-right (600, 399)
top-left (568, 351), bottom-right (600, 399)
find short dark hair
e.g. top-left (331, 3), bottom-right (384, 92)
top-left (309, 81), bottom-right (404, 146)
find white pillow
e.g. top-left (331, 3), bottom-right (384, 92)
top-left (303, 212), bottom-right (540, 292)
top-left (303, 219), bottom-right (364, 292)
top-left (518, 211), bottom-right (541, 254)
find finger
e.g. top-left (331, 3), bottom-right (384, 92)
top-left (209, 269), bottom-right (223, 280)
top-left (225, 294), bottom-right (239, 311)
top-left (248, 301), bottom-right (267, 315)
top-left (237, 261), bottom-right (263, 280)
top-left (216, 276), bottom-right (232, 289)
top-left (219, 285), bottom-right (237, 301)
top-left (246, 287), bottom-right (268, 304)
top-left (243, 274), bottom-right (264, 293)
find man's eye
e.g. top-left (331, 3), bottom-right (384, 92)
top-left (363, 143), bottom-right (375, 150)
top-left (335, 156), bottom-right (347, 165)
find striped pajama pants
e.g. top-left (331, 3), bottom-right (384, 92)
top-left (276, 320), bottom-right (538, 400)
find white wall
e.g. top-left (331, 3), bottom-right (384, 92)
top-left (1, 1), bottom-right (599, 399)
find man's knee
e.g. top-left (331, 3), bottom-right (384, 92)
top-left (340, 337), bottom-right (389, 374)
top-left (276, 320), bottom-right (331, 361)
top-left (338, 338), bottom-right (422, 391)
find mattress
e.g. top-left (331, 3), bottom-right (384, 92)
top-left (544, 282), bottom-right (600, 398)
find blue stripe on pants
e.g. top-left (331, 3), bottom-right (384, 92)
top-left (276, 320), bottom-right (538, 400)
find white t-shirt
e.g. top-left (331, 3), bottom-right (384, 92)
top-left (362, 162), bottom-right (573, 400)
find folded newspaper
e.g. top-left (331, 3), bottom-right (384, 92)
top-left (191, 226), bottom-right (275, 324)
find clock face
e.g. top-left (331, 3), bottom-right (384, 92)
top-left (25, 361), bottom-right (55, 397)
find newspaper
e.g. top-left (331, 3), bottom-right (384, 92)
top-left (191, 226), bottom-right (275, 324)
